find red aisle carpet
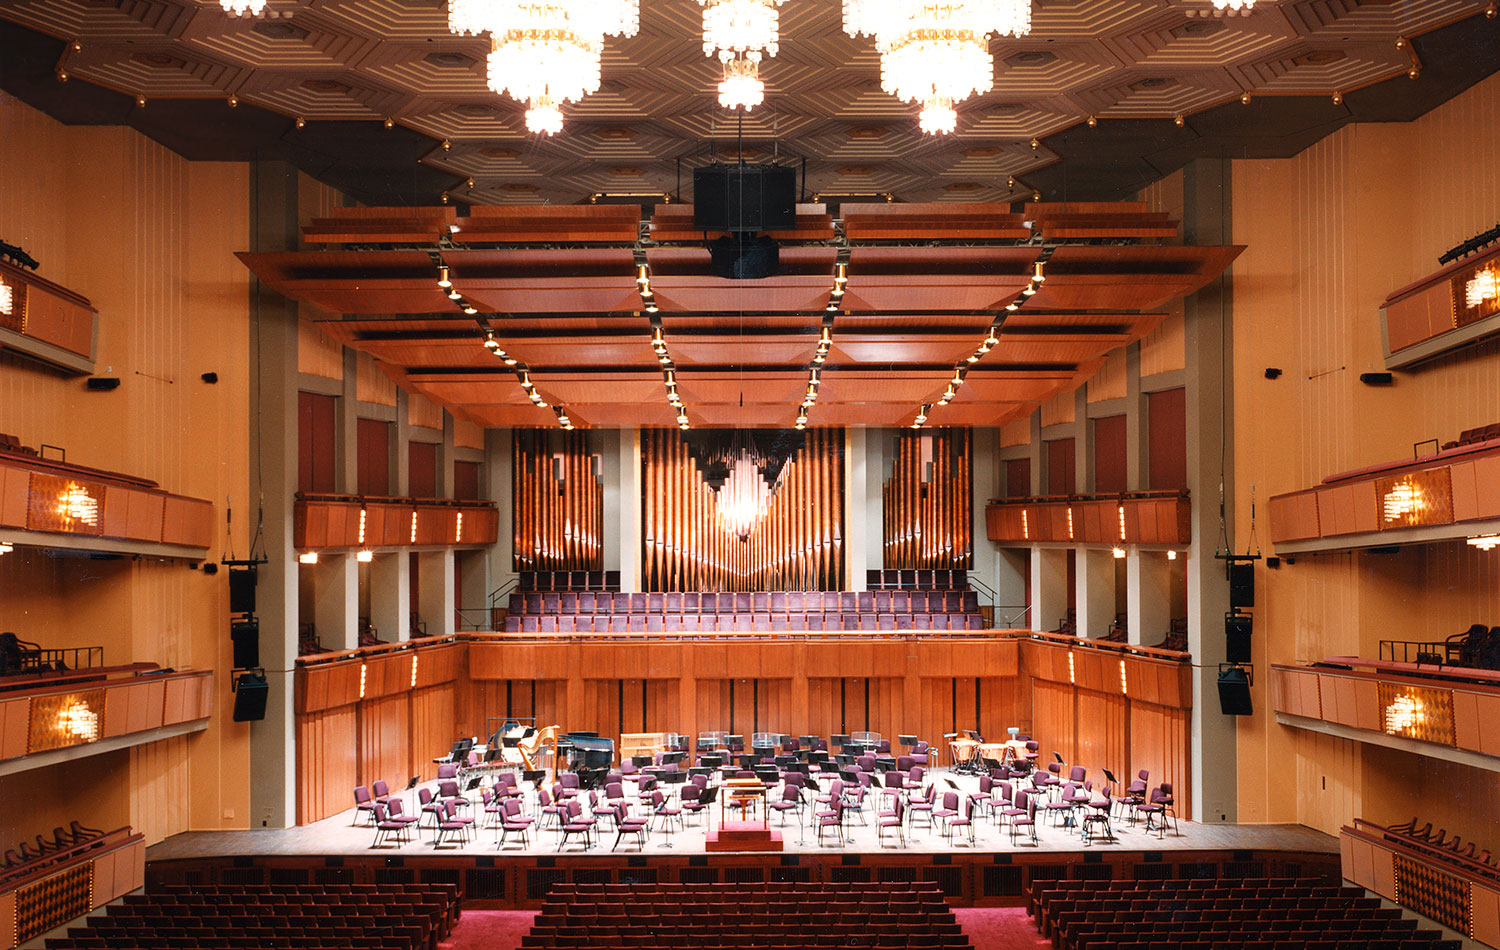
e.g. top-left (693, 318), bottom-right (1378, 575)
top-left (952, 908), bottom-right (1051, 950)
top-left (439, 907), bottom-right (1048, 950)
top-left (439, 910), bottom-right (537, 950)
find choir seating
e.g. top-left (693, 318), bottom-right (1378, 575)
top-left (42, 883), bottom-right (460, 950)
top-left (0, 822), bottom-right (110, 888)
top-left (525, 881), bottom-right (968, 949)
top-left (1030, 878), bottom-right (1457, 950)
top-left (518, 571), bottom-right (622, 593)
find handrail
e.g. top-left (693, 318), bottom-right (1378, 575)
top-left (1304, 656), bottom-right (1500, 689)
top-left (466, 629), bottom-right (1013, 644)
top-left (295, 491), bottom-right (496, 510)
top-left (987, 488), bottom-right (1190, 506)
top-left (295, 633), bottom-right (462, 667)
top-left (487, 576), bottom-right (520, 611)
top-left (0, 826), bottom-right (138, 894)
top-left (994, 604), bottom-right (1031, 628)
top-left (454, 607), bottom-right (492, 632)
top-left (1001, 628), bottom-right (1192, 663)
top-left (1346, 818), bottom-right (1500, 887)
top-left (0, 662), bottom-right (173, 698)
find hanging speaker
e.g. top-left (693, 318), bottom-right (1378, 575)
top-left (231, 619), bottom-right (260, 670)
top-left (228, 566), bottom-right (257, 615)
top-left (232, 672), bottom-right (269, 722)
top-left (1225, 613), bottom-right (1252, 664)
top-left (1228, 563), bottom-right (1255, 609)
top-left (1216, 667), bottom-right (1254, 716)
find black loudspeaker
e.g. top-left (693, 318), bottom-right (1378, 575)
top-left (1225, 613), bottom-right (1252, 664)
top-left (228, 567), bottom-right (257, 615)
top-left (693, 163), bottom-right (797, 232)
top-left (1217, 667), bottom-right (1254, 716)
top-left (86, 377), bottom-right (121, 391)
top-left (1359, 372), bottom-right (1394, 386)
top-left (707, 234), bottom-right (780, 280)
top-left (1229, 562), bottom-right (1255, 609)
top-left (231, 619), bottom-right (260, 670)
top-left (232, 672), bottom-right (269, 722)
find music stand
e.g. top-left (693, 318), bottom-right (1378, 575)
top-left (898, 734), bottom-right (918, 750)
top-left (465, 776), bottom-right (482, 792)
top-left (831, 734), bottom-right (850, 753)
top-left (405, 776), bottom-right (420, 790)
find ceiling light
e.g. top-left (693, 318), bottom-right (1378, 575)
top-left (1033, 262), bottom-right (1046, 283)
top-left (1212, 0), bottom-right (1254, 9)
top-left (447, 289), bottom-right (462, 300)
top-left (1022, 282), bottom-right (1037, 296)
top-left (1005, 302), bottom-right (1020, 311)
top-left (463, 306), bottom-right (478, 315)
top-left (645, 302), bottom-right (659, 313)
top-left (966, 353), bottom-right (980, 363)
top-left (985, 329), bottom-right (999, 346)
top-left (919, 97), bottom-right (958, 135)
top-left (701, 0), bottom-right (783, 111)
top-left (503, 356), bottom-right (517, 365)
top-left (437, 266), bottom-right (452, 289)
top-left (220, 0), bottom-right (267, 14)
top-left (1167, 550), bottom-right (1178, 560)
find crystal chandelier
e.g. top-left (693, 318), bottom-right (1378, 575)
top-left (844, 0), bottom-right (1032, 134)
top-left (448, 1), bottom-right (639, 135)
top-left (1213, 0), bottom-right (1254, 8)
top-left (700, 0), bottom-right (784, 110)
top-left (220, 0), bottom-right (267, 14)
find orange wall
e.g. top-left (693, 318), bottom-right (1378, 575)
top-left (0, 93), bottom-right (253, 845)
top-left (1230, 71), bottom-right (1500, 836)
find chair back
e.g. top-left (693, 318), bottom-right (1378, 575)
top-left (437, 763), bottom-right (458, 779)
top-left (371, 801), bottom-right (388, 821)
top-left (372, 780), bottom-right (389, 798)
top-left (910, 765), bottom-right (925, 784)
top-left (979, 775), bottom-right (992, 794)
top-left (942, 791), bottom-right (958, 811)
top-left (606, 782), bottom-right (624, 800)
top-left (438, 780), bottom-right (459, 798)
top-left (354, 785), bottom-right (371, 805)
top-left (1068, 765), bottom-right (1086, 783)
top-left (419, 787), bottom-right (434, 806)
top-left (560, 772), bottom-right (580, 789)
top-left (390, 798), bottom-right (408, 818)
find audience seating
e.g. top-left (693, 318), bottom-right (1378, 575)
top-left (1440, 422), bottom-right (1500, 451)
top-left (0, 821), bottom-right (109, 888)
top-left (1030, 878), bottom-right (1458, 950)
top-left (526, 882), bottom-right (968, 949)
top-left (1383, 817), bottom-right (1498, 876)
top-left (43, 882), bottom-right (460, 950)
top-left (518, 571), bottom-right (621, 593)
top-left (864, 569), bottom-right (970, 590)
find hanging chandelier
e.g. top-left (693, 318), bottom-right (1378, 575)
top-left (700, 0), bottom-right (784, 111)
top-left (220, 0), bottom-right (266, 14)
top-left (1212, 0), bottom-right (1254, 8)
top-left (844, 0), bottom-right (1032, 134)
top-left (717, 449), bottom-right (778, 541)
top-left (448, 1), bottom-right (639, 136)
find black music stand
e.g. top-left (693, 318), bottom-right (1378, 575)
top-left (405, 776), bottom-right (420, 790)
top-left (898, 734), bottom-right (918, 750)
top-left (831, 734), bottom-right (850, 753)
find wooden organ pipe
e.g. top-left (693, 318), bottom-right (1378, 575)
top-left (882, 428), bottom-right (973, 570)
top-left (641, 428), bottom-right (845, 592)
top-left (512, 430), bottom-right (603, 572)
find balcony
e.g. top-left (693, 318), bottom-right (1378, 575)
top-left (985, 490), bottom-right (1190, 546)
top-left (293, 493), bottom-right (499, 552)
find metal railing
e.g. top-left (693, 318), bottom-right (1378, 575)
top-left (9, 645), bottom-right (104, 675)
top-left (1379, 639), bottom-right (1451, 666)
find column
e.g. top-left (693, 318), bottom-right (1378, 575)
top-left (247, 160), bottom-right (299, 829)
top-left (1183, 157), bottom-right (1237, 822)
top-left (370, 552), bottom-right (410, 643)
top-left (1126, 550), bottom-right (1172, 647)
top-left (1075, 548), bottom-right (1116, 640)
top-left (417, 550), bottom-right (456, 638)
top-left (335, 349), bottom-right (357, 493)
top-left (616, 429), bottom-right (643, 592)
top-left (1030, 547), bottom-right (1069, 634)
top-left (484, 427), bottom-right (515, 611)
top-left (845, 428), bottom-right (869, 591)
top-left (970, 426), bottom-right (1001, 599)
top-left (865, 430), bottom-right (887, 574)
top-left (314, 554), bottom-right (359, 651)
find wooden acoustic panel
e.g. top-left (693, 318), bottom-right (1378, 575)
top-left (985, 492), bottom-right (1191, 546)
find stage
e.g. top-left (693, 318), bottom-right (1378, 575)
top-left (143, 772), bottom-right (1340, 907)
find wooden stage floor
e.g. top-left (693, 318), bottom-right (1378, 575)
top-left (147, 774), bottom-right (1336, 862)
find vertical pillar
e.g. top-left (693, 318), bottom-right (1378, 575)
top-left (418, 551), bottom-right (456, 639)
top-left (392, 389), bottom-right (410, 496)
top-left (970, 426), bottom-right (1000, 597)
top-left (1125, 342), bottom-right (1148, 491)
top-left (845, 428), bottom-right (869, 591)
top-left (370, 552), bottom-right (410, 643)
top-left (1127, 551), bottom-right (1172, 647)
top-left (1030, 547), bottom-right (1069, 634)
top-left (1183, 157), bottom-right (1237, 822)
top-left (247, 160), bottom-right (299, 829)
top-left (600, 429), bottom-right (622, 575)
top-left (1075, 549), bottom-right (1116, 639)
top-left (335, 349), bottom-right (357, 493)
top-left (616, 429), bottom-right (642, 592)
top-left (484, 428), bottom-right (515, 614)
top-left (437, 411), bottom-right (456, 498)
top-left (865, 430), bottom-right (887, 573)
top-left (315, 554), bottom-right (359, 651)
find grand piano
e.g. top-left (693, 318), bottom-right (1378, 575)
top-left (556, 731), bottom-right (615, 789)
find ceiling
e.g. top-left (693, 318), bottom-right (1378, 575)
top-left (239, 202), bottom-right (1242, 429)
top-left (1, 1), bottom-right (1498, 206)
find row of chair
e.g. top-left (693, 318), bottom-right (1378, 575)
top-left (865, 569), bottom-right (969, 590)
top-left (507, 590), bottom-right (980, 615)
top-left (0, 820), bottom-right (108, 888)
top-left (44, 883), bottom-right (460, 950)
top-left (517, 570), bottom-right (622, 592)
top-left (1032, 879), bottom-right (1454, 950)
top-left (503, 612), bottom-right (986, 633)
top-left (1383, 816), bottom-right (1498, 873)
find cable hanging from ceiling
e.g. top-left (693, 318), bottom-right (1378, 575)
top-left (447, 0), bottom-right (639, 135)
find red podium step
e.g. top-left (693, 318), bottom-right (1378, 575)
top-left (706, 821), bottom-right (784, 852)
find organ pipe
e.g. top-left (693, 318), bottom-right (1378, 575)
top-left (883, 428), bottom-right (973, 570)
top-left (641, 428), bottom-right (845, 592)
top-left (512, 430), bottom-right (603, 572)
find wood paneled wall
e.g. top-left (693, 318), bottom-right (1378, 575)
top-left (642, 429), bottom-right (844, 591)
top-left (883, 429), bottom-right (972, 570)
top-left (514, 429), bottom-right (603, 572)
top-left (295, 633), bottom-right (1194, 822)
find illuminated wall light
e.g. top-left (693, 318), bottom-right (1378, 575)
top-left (1383, 693), bottom-right (1427, 735)
top-left (1067, 652), bottom-right (1075, 683)
top-left (356, 550), bottom-right (373, 563)
top-left (1465, 266), bottom-right (1500, 308)
top-left (1118, 505), bottom-right (1127, 540)
top-left (359, 663), bottom-right (368, 699)
top-left (57, 700), bottom-right (100, 742)
top-left (1066, 506), bottom-right (1074, 540)
top-left (410, 511), bottom-right (419, 544)
top-left (455, 510), bottom-right (465, 543)
top-left (1468, 535), bottom-right (1500, 551)
top-left (0, 280), bottom-right (13, 316)
top-left (410, 655), bottom-right (419, 688)
top-left (1112, 547), bottom-right (1126, 559)
top-left (298, 552), bottom-right (318, 565)
top-left (1167, 549), bottom-right (1178, 560)
top-left (1381, 480), bottom-right (1426, 521)
top-left (357, 508), bottom-right (367, 545)
top-left (1119, 659), bottom-right (1128, 696)
top-left (57, 482), bottom-right (100, 528)
top-left (1021, 510), bottom-right (1029, 540)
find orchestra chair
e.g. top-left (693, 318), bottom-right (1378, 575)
top-left (369, 801), bottom-right (412, 849)
top-left (497, 798), bottom-right (535, 849)
top-left (967, 775), bottom-right (994, 821)
top-left (1009, 795), bottom-right (1039, 846)
top-left (417, 788), bottom-right (445, 829)
top-left (433, 799), bottom-right (474, 849)
top-left (650, 790), bottom-right (683, 838)
top-left (877, 797), bottom-right (906, 847)
top-left (932, 791), bottom-right (960, 837)
top-left (946, 796), bottom-right (975, 846)
top-left (769, 784), bottom-right (803, 825)
top-left (557, 799), bottom-right (595, 851)
top-left (1081, 790), bottom-right (1114, 845)
top-left (610, 803), bottom-right (649, 852)
top-left (386, 797), bottom-right (420, 839)
top-left (371, 779), bottom-right (391, 803)
top-left (816, 799), bottom-right (845, 845)
top-left (907, 785), bottom-right (936, 832)
top-left (537, 787), bottom-right (567, 829)
top-left (352, 786), bottom-right (378, 826)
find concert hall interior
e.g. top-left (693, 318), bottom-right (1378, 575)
top-left (3, 3), bottom-right (1500, 949)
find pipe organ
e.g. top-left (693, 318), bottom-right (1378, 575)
top-left (513, 430), bottom-right (603, 572)
top-left (642, 428), bottom-right (844, 592)
top-left (883, 428), bottom-right (972, 570)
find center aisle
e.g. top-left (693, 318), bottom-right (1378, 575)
top-left (438, 910), bottom-right (538, 950)
top-left (952, 908), bottom-right (1053, 950)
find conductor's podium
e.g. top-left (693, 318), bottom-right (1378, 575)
top-left (707, 778), bottom-right (782, 851)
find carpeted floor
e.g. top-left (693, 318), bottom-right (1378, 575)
top-left (439, 906), bottom-right (1048, 950)
top-left (438, 910), bottom-right (538, 950)
top-left (952, 908), bottom-right (1051, 950)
